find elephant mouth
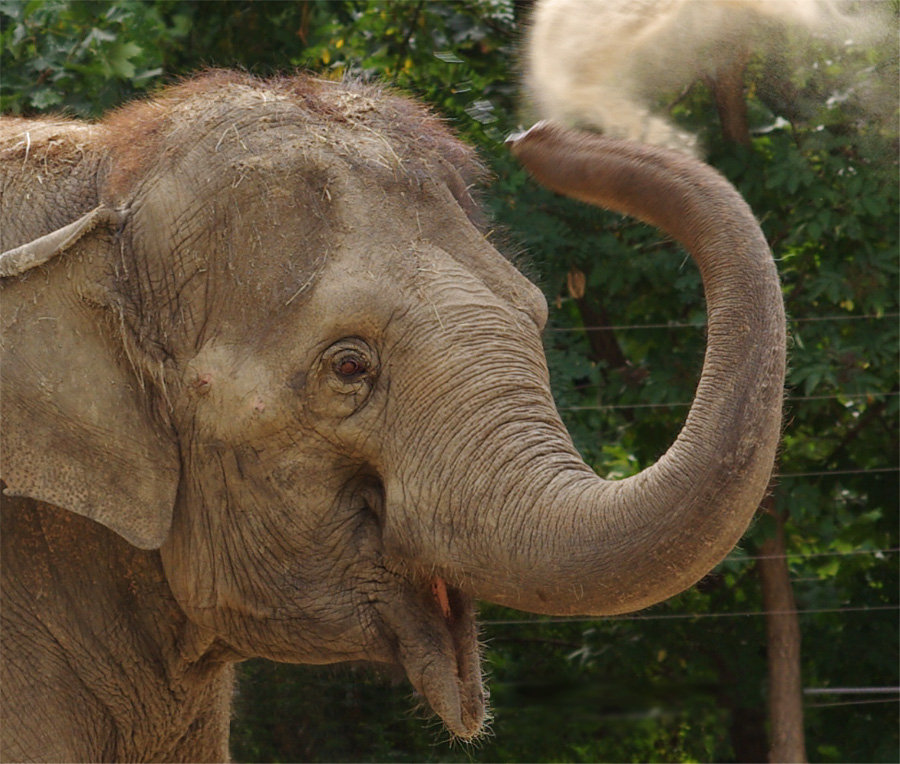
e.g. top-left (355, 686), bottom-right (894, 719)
top-left (377, 571), bottom-right (486, 739)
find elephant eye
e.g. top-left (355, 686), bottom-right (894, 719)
top-left (316, 339), bottom-right (378, 412)
top-left (321, 338), bottom-right (377, 398)
top-left (335, 354), bottom-right (367, 379)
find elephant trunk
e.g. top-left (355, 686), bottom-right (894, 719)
top-left (386, 123), bottom-right (785, 617)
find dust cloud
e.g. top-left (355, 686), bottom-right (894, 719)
top-left (524, 0), bottom-right (896, 155)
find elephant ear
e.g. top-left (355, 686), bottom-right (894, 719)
top-left (0, 208), bottom-right (180, 549)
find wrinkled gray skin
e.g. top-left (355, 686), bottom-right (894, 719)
top-left (0, 73), bottom-right (785, 762)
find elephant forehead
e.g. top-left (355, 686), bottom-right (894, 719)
top-left (329, 175), bottom-right (548, 330)
top-left (117, 111), bottom-right (542, 361)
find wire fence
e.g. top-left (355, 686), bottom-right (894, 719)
top-left (548, 313), bottom-right (897, 414)
top-left (481, 605), bottom-right (898, 627)
top-left (535, 315), bottom-right (899, 633)
top-left (805, 698), bottom-right (900, 709)
top-left (557, 390), bottom-right (899, 411)
top-left (508, 216), bottom-right (896, 729)
top-left (477, 546), bottom-right (898, 628)
top-left (479, 314), bottom-right (897, 723)
top-left (804, 687), bottom-right (900, 695)
top-left (776, 466), bottom-right (899, 478)
top-left (546, 312), bottom-right (900, 333)
top-left (724, 547), bottom-right (899, 563)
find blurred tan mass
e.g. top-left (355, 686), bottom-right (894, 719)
top-left (525, 0), bottom-right (891, 156)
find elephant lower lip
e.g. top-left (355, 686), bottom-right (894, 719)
top-left (380, 575), bottom-right (485, 738)
top-left (428, 577), bottom-right (484, 737)
top-left (421, 582), bottom-right (486, 738)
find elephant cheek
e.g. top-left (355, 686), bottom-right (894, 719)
top-left (181, 344), bottom-right (280, 438)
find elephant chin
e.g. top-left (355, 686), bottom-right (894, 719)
top-left (378, 576), bottom-right (486, 738)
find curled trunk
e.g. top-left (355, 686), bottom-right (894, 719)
top-left (387, 123), bottom-right (786, 617)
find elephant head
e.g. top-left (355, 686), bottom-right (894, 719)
top-left (0, 72), bottom-right (784, 739)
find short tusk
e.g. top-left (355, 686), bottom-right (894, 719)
top-left (430, 577), bottom-right (453, 621)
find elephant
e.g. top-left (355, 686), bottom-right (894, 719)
top-left (0, 70), bottom-right (785, 762)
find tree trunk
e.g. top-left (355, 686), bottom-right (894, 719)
top-left (708, 47), bottom-right (805, 763)
top-left (709, 49), bottom-right (752, 147)
top-left (758, 495), bottom-right (807, 763)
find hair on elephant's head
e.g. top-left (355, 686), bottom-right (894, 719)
top-left (0, 71), bottom-right (785, 739)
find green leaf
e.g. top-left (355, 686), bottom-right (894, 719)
top-left (105, 40), bottom-right (142, 79)
top-left (30, 88), bottom-right (63, 109)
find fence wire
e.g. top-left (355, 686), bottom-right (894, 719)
top-left (558, 390), bottom-right (899, 410)
top-left (547, 312), bottom-right (900, 333)
top-left (481, 604), bottom-right (899, 627)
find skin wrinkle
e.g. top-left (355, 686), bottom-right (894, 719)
top-left (433, 398), bottom-right (563, 507)
top-left (2, 655), bottom-right (66, 759)
top-left (380, 278), bottom-right (576, 570)
top-left (132, 192), bottom-right (213, 356)
top-left (169, 382), bottom-right (394, 664)
top-left (2, 501), bottom-right (232, 761)
top-left (215, 454), bottom-right (255, 615)
top-left (117, 113), bottom-right (326, 361)
top-left (222, 471), bottom-right (291, 621)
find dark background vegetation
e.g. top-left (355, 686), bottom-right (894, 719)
top-left (2, 1), bottom-right (897, 761)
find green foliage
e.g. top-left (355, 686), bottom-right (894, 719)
top-left (296, 1), bottom-right (518, 142)
top-left (3, 2), bottom-right (897, 761)
top-left (0, 0), bottom-right (186, 116)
